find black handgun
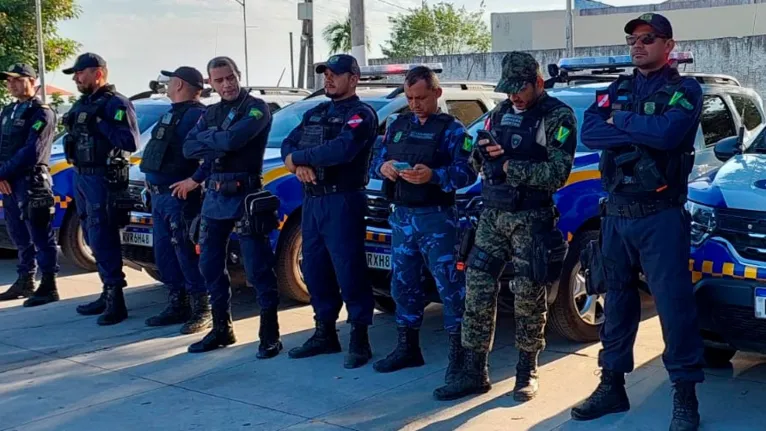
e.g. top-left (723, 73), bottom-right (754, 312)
top-left (456, 225), bottom-right (476, 271)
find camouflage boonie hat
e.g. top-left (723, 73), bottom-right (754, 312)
top-left (496, 51), bottom-right (540, 94)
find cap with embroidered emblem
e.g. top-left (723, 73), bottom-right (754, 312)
top-left (315, 54), bottom-right (361, 77)
top-left (624, 13), bottom-right (673, 38)
top-left (63, 53), bottom-right (107, 75)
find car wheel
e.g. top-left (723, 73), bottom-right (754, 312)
top-left (60, 207), bottom-right (97, 271)
top-left (373, 294), bottom-right (397, 314)
top-left (549, 230), bottom-right (604, 343)
top-left (276, 217), bottom-right (310, 303)
top-left (703, 345), bottom-right (737, 368)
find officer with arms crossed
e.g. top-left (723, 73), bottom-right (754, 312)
top-left (139, 66), bottom-right (211, 334)
top-left (63, 53), bottom-right (140, 325)
top-left (183, 56), bottom-right (282, 358)
top-left (0, 64), bottom-right (59, 306)
top-left (282, 54), bottom-right (378, 369)
top-left (434, 52), bottom-right (576, 402)
top-left (370, 66), bottom-right (476, 378)
top-left (570, 14), bottom-right (704, 431)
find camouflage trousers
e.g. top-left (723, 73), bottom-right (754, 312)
top-left (390, 205), bottom-right (465, 332)
top-left (462, 207), bottom-right (555, 354)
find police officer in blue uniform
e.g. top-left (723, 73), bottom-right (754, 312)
top-left (0, 64), bottom-right (59, 306)
top-left (183, 56), bottom-right (282, 358)
top-left (140, 66), bottom-right (211, 334)
top-left (370, 66), bottom-right (476, 376)
top-left (571, 14), bottom-right (704, 431)
top-left (282, 54), bottom-right (378, 369)
top-left (62, 53), bottom-right (140, 325)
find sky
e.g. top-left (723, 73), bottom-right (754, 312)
top-left (49, 0), bottom-right (666, 97)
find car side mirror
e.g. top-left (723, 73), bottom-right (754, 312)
top-left (714, 136), bottom-right (741, 162)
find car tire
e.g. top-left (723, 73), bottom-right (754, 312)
top-left (549, 230), bottom-right (603, 343)
top-left (276, 217), bottom-right (310, 303)
top-left (373, 294), bottom-right (397, 314)
top-left (60, 207), bottom-right (97, 272)
top-left (703, 345), bottom-right (737, 368)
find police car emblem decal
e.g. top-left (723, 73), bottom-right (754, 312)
top-left (347, 114), bottom-right (363, 128)
top-left (511, 134), bottom-right (523, 148)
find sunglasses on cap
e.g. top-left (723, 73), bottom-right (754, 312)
top-left (626, 33), bottom-right (668, 46)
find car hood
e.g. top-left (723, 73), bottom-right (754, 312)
top-left (688, 153), bottom-right (766, 211)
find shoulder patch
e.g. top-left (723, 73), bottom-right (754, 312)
top-left (669, 91), bottom-right (694, 110)
top-left (32, 120), bottom-right (44, 131)
top-left (555, 125), bottom-right (571, 144)
top-left (248, 108), bottom-right (264, 119)
top-left (347, 114), bottom-right (364, 128)
top-left (114, 109), bottom-right (126, 121)
top-left (462, 135), bottom-right (474, 152)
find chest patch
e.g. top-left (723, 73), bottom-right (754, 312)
top-left (644, 102), bottom-right (656, 115)
top-left (501, 113), bottom-right (523, 128)
top-left (511, 134), bottom-right (523, 148)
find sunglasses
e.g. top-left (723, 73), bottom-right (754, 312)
top-left (626, 33), bottom-right (667, 46)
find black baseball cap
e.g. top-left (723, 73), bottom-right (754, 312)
top-left (0, 63), bottom-right (37, 80)
top-left (625, 12), bottom-right (673, 38)
top-left (161, 66), bottom-right (204, 89)
top-left (315, 54), bottom-right (361, 77)
top-left (62, 53), bottom-right (107, 75)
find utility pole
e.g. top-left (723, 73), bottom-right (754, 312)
top-left (289, 32), bottom-right (295, 88)
top-left (34, 0), bottom-right (46, 103)
top-left (233, 0), bottom-right (250, 86)
top-left (297, 0), bottom-right (314, 89)
top-left (350, 0), bottom-right (367, 66)
top-left (565, 0), bottom-right (574, 57)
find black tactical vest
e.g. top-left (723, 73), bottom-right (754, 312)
top-left (297, 101), bottom-right (373, 191)
top-left (66, 88), bottom-right (119, 168)
top-left (0, 98), bottom-right (45, 163)
top-left (383, 112), bottom-right (454, 206)
top-left (598, 69), bottom-right (695, 202)
top-left (482, 95), bottom-right (567, 211)
top-left (140, 102), bottom-right (204, 176)
top-left (204, 91), bottom-right (268, 178)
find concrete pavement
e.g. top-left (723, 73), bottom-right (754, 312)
top-left (0, 254), bottom-right (764, 430)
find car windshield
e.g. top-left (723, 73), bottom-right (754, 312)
top-left (466, 90), bottom-right (598, 152)
top-left (51, 101), bottom-right (169, 154)
top-left (267, 98), bottom-right (391, 148)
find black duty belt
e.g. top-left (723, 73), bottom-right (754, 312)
top-left (74, 166), bottom-right (108, 175)
top-left (208, 175), bottom-right (261, 192)
top-left (303, 183), bottom-right (363, 197)
top-left (148, 183), bottom-right (173, 194)
top-left (601, 198), bottom-right (681, 218)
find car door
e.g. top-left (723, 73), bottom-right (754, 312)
top-left (691, 93), bottom-right (739, 178)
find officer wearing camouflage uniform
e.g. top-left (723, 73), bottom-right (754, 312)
top-left (370, 66), bottom-right (476, 377)
top-left (571, 14), bottom-right (704, 431)
top-left (0, 64), bottom-right (60, 306)
top-left (139, 66), bottom-right (211, 334)
top-left (434, 52), bottom-right (576, 402)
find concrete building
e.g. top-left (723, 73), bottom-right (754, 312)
top-left (492, 0), bottom-right (766, 52)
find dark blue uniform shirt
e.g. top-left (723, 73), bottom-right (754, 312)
top-left (0, 98), bottom-right (56, 180)
top-left (145, 101), bottom-right (209, 186)
top-left (581, 64), bottom-right (702, 153)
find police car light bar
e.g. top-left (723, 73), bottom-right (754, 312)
top-left (558, 51), bottom-right (694, 72)
top-left (359, 63), bottom-right (444, 76)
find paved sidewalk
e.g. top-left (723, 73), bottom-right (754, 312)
top-left (0, 256), bottom-right (764, 430)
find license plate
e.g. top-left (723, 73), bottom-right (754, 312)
top-left (366, 252), bottom-right (391, 270)
top-left (121, 230), bottom-right (152, 247)
top-left (756, 287), bottom-right (766, 319)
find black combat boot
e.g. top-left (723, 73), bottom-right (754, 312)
top-left (345, 323), bottom-right (372, 369)
top-left (512, 350), bottom-right (540, 402)
top-left (180, 293), bottom-right (213, 334)
top-left (669, 382), bottom-right (700, 431)
top-left (445, 331), bottom-right (464, 384)
top-left (373, 326), bottom-right (424, 373)
top-left (0, 274), bottom-right (35, 301)
top-left (433, 349), bottom-right (492, 401)
top-left (96, 285), bottom-right (128, 326)
top-left (145, 290), bottom-right (191, 327)
top-left (76, 285), bottom-right (107, 315)
top-left (570, 369), bottom-right (630, 420)
top-left (288, 319), bottom-right (342, 359)
top-left (23, 273), bottom-right (60, 307)
top-left (188, 308), bottom-right (237, 353)
top-left (256, 308), bottom-right (283, 359)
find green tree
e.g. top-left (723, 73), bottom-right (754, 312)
top-left (0, 0), bottom-right (81, 102)
top-left (322, 14), bottom-right (371, 55)
top-left (381, 1), bottom-right (491, 59)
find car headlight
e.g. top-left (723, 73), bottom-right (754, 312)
top-left (685, 201), bottom-right (716, 246)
